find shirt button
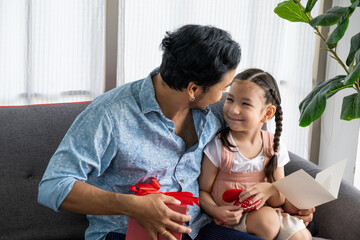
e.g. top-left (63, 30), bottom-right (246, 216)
top-left (180, 179), bottom-right (185, 183)
top-left (169, 128), bottom-right (174, 133)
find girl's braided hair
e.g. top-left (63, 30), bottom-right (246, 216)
top-left (219, 68), bottom-right (283, 183)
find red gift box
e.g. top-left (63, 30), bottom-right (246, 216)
top-left (125, 178), bottom-right (199, 240)
top-left (126, 204), bottom-right (188, 240)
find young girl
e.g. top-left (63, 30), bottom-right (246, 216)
top-left (198, 68), bottom-right (311, 240)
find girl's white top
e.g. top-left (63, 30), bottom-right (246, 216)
top-left (204, 132), bottom-right (290, 173)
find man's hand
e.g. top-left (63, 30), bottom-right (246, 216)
top-left (130, 194), bottom-right (192, 240)
top-left (282, 199), bottom-right (315, 226)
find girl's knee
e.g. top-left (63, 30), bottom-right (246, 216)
top-left (246, 207), bottom-right (280, 240)
top-left (289, 228), bottom-right (312, 240)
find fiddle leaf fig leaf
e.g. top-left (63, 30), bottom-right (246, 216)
top-left (299, 89), bottom-right (327, 127)
top-left (340, 0), bottom-right (359, 22)
top-left (340, 93), bottom-right (360, 121)
top-left (356, 49), bottom-right (360, 64)
top-left (299, 75), bottom-right (346, 127)
top-left (344, 63), bottom-right (360, 85)
top-left (326, 17), bottom-right (349, 49)
top-left (274, 1), bottom-right (309, 22)
top-left (305, 0), bottom-right (318, 13)
top-left (326, 78), bottom-right (353, 98)
top-left (346, 32), bottom-right (360, 66)
top-left (350, 0), bottom-right (360, 7)
top-left (309, 6), bottom-right (348, 27)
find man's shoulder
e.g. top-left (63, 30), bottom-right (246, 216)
top-left (90, 79), bottom-right (144, 110)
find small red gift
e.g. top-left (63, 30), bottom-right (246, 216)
top-left (126, 177), bottom-right (199, 240)
top-left (222, 189), bottom-right (260, 213)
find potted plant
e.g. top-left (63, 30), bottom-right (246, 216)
top-left (274, 0), bottom-right (360, 127)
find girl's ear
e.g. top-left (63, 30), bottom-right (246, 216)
top-left (261, 105), bottom-right (276, 123)
top-left (187, 82), bottom-right (202, 100)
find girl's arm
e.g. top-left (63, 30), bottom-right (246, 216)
top-left (198, 154), bottom-right (220, 215)
top-left (266, 166), bottom-right (285, 207)
top-left (198, 154), bottom-right (242, 226)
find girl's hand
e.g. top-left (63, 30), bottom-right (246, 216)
top-left (212, 205), bottom-right (243, 226)
top-left (213, 217), bottom-right (224, 226)
top-left (239, 182), bottom-right (276, 209)
top-left (130, 194), bottom-right (192, 240)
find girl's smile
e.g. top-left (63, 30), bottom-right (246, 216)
top-left (226, 115), bottom-right (243, 122)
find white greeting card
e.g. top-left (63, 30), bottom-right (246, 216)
top-left (273, 159), bottom-right (347, 209)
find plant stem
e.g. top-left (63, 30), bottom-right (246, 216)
top-left (296, 1), bottom-right (350, 75)
top-left (332, 47), bottom-right (350, 74)
top-left (355, 80), bottom-right (360, 92)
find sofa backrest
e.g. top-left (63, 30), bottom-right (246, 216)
top-left (0, 102), bottom-right (90, 240)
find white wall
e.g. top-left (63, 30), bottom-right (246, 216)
top-left (318, 0), bottom-right (360, 186)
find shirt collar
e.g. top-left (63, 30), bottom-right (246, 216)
top-left (202, 106), bottom-right (211, 114)
top-left (139, 67), bottom-right (162, 114)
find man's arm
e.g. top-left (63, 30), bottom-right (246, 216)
top-left (282, 198), bottom-right (315, 226)
top-left (61, 181), bottom-right (192, 240)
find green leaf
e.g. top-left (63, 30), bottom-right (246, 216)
top-left (299, 75), bottom-right (346, 127)
top-left (326, 17), bottom-right (349, 49)
top-left (340, 93), bottom-right (360, 120)
top-left (274, 1), bottom-right (309, 23)
top-left (299, 89), bottom-right (327, 127)
top-left (344, 63), bottom-right (360, 85)
top-left (326, 79), bottom-right (352, 98)
top-left (341, 0), bottom-right (359, 21)
top-left (350, 0), bottom-right (360, 6)
top-left (305, 0), bottom-right (318, 13)
top-left (356, 49), bottom-right (360, 64)
top-left (346, 32), bottom-right (360, 66)
top-left (309, 6), bottom-right (348, 27)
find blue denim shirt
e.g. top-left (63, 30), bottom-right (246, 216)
top-left (38, 68), bottom-right (224, 240)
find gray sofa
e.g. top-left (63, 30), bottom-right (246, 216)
top-left (1, 101), bottom-right (360, 240)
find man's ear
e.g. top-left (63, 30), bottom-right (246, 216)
top-left (261, 105), bottom-right (276, 123)
top-left (187, 82), bottom-right (202, 100)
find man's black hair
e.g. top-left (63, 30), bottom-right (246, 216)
top-left (159, 24), bottom-right (241, 92)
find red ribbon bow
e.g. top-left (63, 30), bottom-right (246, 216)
top-left (129, 177), bottom-right (200, 206)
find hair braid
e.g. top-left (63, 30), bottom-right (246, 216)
top-left (270, 89), bottom-right (283, 154)
top-left (273, 105), bottom-right (283, 153)
top-left (265, 89), bottom-right (283, 182)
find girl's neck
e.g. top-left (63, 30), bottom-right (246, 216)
top-left (230, 128), bottom-right (262, 143)
top-left (230, 128), bottom-right (263, 159)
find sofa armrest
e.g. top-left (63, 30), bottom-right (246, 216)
top-left (0, 102), bottom-right (90, 240)
top-left (285, 152), bottom-right (360, 239)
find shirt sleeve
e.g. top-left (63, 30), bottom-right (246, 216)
top-left (203, 136), bottom-right (222, 168)
top-left (277, 140), bottom-right (290, 167)
top-left (38, 103), bottom-right (117, 211)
